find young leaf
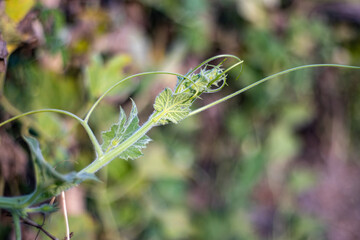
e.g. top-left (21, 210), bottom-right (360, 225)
top-left (101, 100), bottom-right (151, 160)
top-left (153, 88), bottom-right (192, 125)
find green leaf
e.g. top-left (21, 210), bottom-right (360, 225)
top-left (85, 54), bottom-right (133, 98)
top-left (23, 136), bottom-right (97, 204)
top-left (101, 100), bottom-right (151, 160)
top-left (0, 137), bottom-right (98, 216)
top-left (153, 88), bottom-right (192, 125)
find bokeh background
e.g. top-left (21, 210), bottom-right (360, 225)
top-left (1, 0), bottom-right (360, 239)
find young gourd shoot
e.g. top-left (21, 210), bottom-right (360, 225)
top-left (0, 54), bottom-right (359, 239)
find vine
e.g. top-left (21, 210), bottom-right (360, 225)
top-left (0, 54), bottom-right (359, 239)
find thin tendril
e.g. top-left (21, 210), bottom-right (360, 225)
top-left (84, 71), bottom-right (192, 123)
top-left (189, 63), bottom-right (360, 117)
top-left (0, 108), bottom-right (103, 157)
top-left (187, 54), bottom-right (242, 76)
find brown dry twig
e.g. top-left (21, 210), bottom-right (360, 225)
top-left (22, 217), bottom-right (58, 240)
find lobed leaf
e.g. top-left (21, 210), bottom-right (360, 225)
top-left (101, 100), bottom-right (151, 160)
top-left (153, 88), bottom-right (192, 125)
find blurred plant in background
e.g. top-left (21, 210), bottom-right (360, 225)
top-left (1, 0), bottom-right (360, 239)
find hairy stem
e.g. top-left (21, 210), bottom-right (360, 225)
top-left (80, 117), bottom-right (156, 174)
top-left (12, 213), bottom-right (21, 240)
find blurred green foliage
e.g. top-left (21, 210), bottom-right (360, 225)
top-left (1, 0), bottom-right (360, 239)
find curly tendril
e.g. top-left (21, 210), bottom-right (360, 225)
top-left (174, 63), bottom-right (228, 101)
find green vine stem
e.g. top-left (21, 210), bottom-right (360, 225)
top-left (79, 116), bottom-right (156, 173)
top-left (1, 55), bottom-right (359, 240)
top-left (82, 62), bottom-right (360, 175)
top-left (12, 212), bottom-right (21, 240)
top-left (0, 55), bottom-right (243, 164)
top-left (1, 62), bottom-right (359, 176)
